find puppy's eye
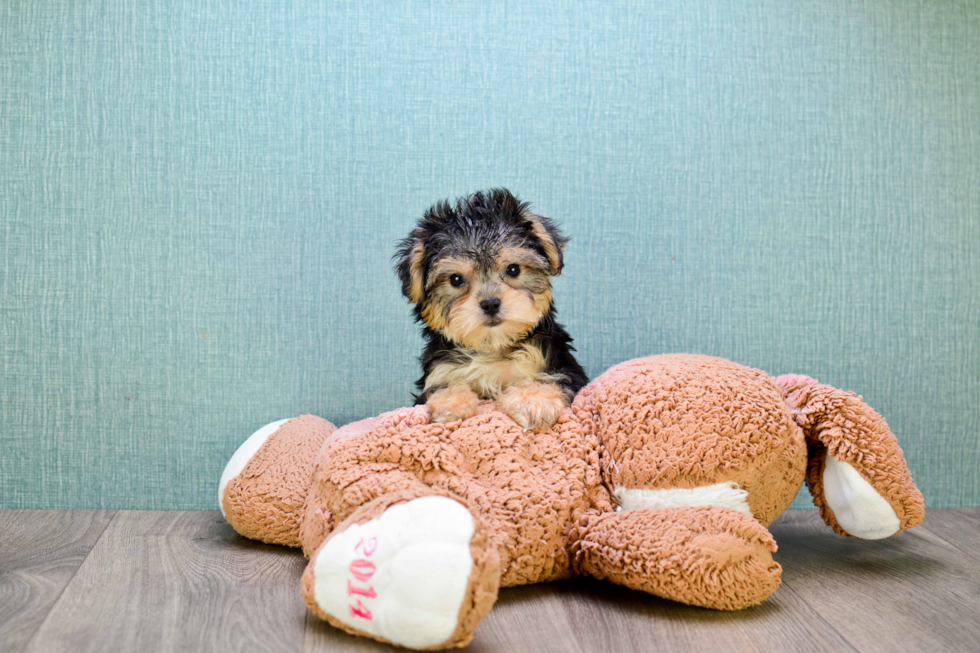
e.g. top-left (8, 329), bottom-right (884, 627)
top-left (505, 264), bottom-right (520, 278)
top-left (449, 273), bottom-right (465, 287)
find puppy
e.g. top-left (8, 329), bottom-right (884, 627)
top-left (394, 188), bottom-right (587, 430)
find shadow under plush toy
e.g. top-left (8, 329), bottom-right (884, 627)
top-left (219, 354), bottom-right (924, 650)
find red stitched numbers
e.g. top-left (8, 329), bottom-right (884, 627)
top-left (355, 537), bottom-right (378, 556)
top-left (348, 537), bottom-right (378, 620)
top-left (348, 580), bottom-right (377, 598)
top-left (349, 599), bottom-right (373, 621)
top-left (349, 558), bottom-right (376, 582)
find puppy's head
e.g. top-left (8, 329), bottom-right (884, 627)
top-left (394, 188), bottom-right (567, 352)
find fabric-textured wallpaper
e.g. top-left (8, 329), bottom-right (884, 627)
top-left (2, 0), bottom-right (978, 510)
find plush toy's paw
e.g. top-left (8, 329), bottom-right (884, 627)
top-left (572, 506), bottom-right (781, 611)
top-left (813, 449), bottom-right (925, 539)
top-left (302, 495), bottom-right (499, 650)
top-left (775, 374), bottom-right (925, 539)
top-left (818, 452), bottom-right (901, 539)
top-left (219, 415), bottom-right (335, 547)
top-left (427, 385), bottom-right (480, 423)
top-left (496, 382), bottom-right (567, 430)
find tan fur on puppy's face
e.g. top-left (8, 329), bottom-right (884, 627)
top-left (419, 257), bottom-right (475, 334)
top-left (445, 284), bottom-right (549, 352)
top-left (419, 247), bottom-right (553, 353)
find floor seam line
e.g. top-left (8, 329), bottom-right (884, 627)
top-left (915, 522), bottom-right (980, 563)
top-left (777, 580), bottom-right (862, 653)
top-left (15, 509), bottom-right (119, 653)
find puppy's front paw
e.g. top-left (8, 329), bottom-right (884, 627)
top-left (427, 385), bottom-right (480, 423)
top-left (497, 382), bottom-right (567, 430)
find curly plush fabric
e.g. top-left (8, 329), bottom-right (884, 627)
top-left (223, 414), bottom-right (335, 547)
top-left (775, 374), bottom-right (925, 536)
top-left (570, 505), bottom-right (782, 610)
top-left (579, 355), bottom-right (807, 526)
top-left (303, 403), bottom-right (612, 586)
top-left (220, 354), bottom-right (926, 650)
top-left (300, 486), bottom-right (501, 649)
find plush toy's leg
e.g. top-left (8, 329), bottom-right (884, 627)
top-left (219, 415), bottom-right (336, 547)
top-left (301, 488), bottom-right (500, 650)
top-left (775, 375), bottom-right (925, 539)
top-left (571, 506), bottom-right (781, 611)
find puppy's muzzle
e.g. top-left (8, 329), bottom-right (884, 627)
top-left (479, 297), bottom-right (502, 316)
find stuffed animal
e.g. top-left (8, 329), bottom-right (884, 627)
top-left (218, 354), bottom-right (924, 650)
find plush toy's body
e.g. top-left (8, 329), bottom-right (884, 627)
top-left (220, 355), bottom-right (924, 650)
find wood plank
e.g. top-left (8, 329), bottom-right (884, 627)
top-left (5, 509), bottom-right (979, 652)
top-left (468, 584), bottom-right (585, 653)
top-left (22, 511), bottom-right (309, 653)
top-left (303, 611), bottom-right (397, 653)
top-left (0, 510), bottom-right (115, 653)
top-left (302, 581), bottom-right (586, 653)
top-left (918, 508), bottom-right (980, 566)
top-left (768, 510), bottom-right (980, 653)
top-left (553, 575), bottom-right (856, 653)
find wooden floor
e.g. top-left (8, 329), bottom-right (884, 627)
top-left (1, 509), bottom-right (978, 653)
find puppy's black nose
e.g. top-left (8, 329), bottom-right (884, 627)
top-left (480, 297), bottom-right (502, 316)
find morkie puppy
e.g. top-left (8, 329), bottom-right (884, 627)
top-left (394, 188), bottom-right (587, 430)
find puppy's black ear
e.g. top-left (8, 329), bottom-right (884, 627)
top-left (394, 230), bottom-right (427, 303)
top-left (525, 213), bottom-right (568, 276)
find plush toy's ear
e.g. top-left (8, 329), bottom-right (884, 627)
top-left (394, 232), bottom-right (427, 304)
top-left (525, 213), bottom-right (568, 276)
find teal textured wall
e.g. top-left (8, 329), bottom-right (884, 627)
top-left (1, 1), bottom-right (978, 510)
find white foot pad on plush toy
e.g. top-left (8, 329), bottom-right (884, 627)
top-left (311, 496), bottom-right (475, 649)
top-left (823, 453), bottom-right (900, 539)
top-left (217, 418), bottom-right (290, 518)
